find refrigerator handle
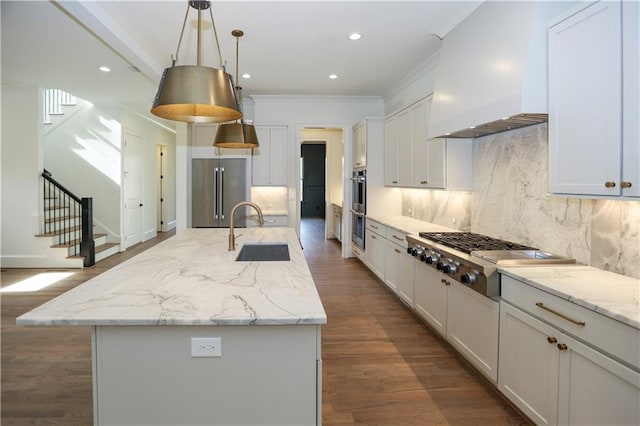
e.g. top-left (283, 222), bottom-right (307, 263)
top-left (214, 167), bottom-right (219, 220)
top-left (220, 167), bottom-right (225, 220)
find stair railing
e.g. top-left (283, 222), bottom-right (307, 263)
top-left (42, 169), bottom-right (95, 267)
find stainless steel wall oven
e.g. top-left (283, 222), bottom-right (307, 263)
top-left (350, 170), bottom-right (366, 249)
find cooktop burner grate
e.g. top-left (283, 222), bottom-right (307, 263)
top-left (417, 232), bottom-right (537, 254)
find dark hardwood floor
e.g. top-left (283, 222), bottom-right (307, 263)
top-left (301, 218), bottom-right (529, 425)
top-left (2, 223), bottom-right (529, 425)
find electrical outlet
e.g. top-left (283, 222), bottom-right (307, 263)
top-left (191, 337), bottom-right (222, 357)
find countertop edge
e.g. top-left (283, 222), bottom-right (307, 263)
top-left (499, 266), bottom-right (640, 330)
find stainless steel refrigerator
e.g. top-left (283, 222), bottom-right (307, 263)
top-left (192, 158), bottom-right (247, 227)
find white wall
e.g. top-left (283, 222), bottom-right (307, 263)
top-left (1, 87), bottom-right (49, 267)
top-left (383, 54), bottom-right (440, 116)
top-left (44, 101), bottom-right (122, 239)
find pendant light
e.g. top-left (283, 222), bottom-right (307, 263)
top-left (214, 30), bottom-right (259, 148)
top-left (151, 1), bottom-right (242, 123)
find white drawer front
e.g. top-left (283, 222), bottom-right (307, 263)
top-left (501, 275), bottom-right (640, 370)
top-left (386, 229), bottom-right (408, 249)
top-left (365, 219), bottom-right (385, 236)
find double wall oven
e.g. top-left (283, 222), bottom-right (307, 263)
top-left (350, 170), bottom-right (366, 250)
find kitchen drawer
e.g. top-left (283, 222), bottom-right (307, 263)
top-left (385, 228), bottom-right (408, 249)
top-left (501, 275), bottom-right (640, 370)
top-left (365, 219), bottom-right (385, 236)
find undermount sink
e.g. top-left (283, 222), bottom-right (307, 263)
top-left (235, 243), bottom-right (290, 262)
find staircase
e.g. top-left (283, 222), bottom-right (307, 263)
top-left (39, 170), bottom-right (119, 268)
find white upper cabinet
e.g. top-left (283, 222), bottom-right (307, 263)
top-left (384, 96), bottom-right (472, 190)
top-left (252, 125), bottom-right (287, 186)
top-left (384, 114), bottom-right (399, 186)
top-left (352, 121), bottom-right (367, 169)
top-left (623, 1), bottom-right (640, 197)
top-left (549, 1), bottom-right (639, 198)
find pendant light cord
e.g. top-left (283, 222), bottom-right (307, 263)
top-left (171, 1), bottom-right (224, 69)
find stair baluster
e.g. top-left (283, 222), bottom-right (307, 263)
top-left (41, 169), bottom-right (95, 267)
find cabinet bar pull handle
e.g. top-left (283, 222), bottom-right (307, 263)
top-left (420, 180), bottom-right (428, 185)
top-left (394, 248), bottom-right (401, 254)
top-left (392, 180), bottom-right (398, 184)
top-left (621, 181), bottom-right (632, 188)
top-left (604, 181), bottom-right (616, 188)
top-left (371, 235), bottom-right (377, 239)
top-left (371, 225), bottom-right (378, 229)
top-left (392, 235), bottom-right (404, 241)
top-left (557, 343), bottom-right (568, 351)
top-left (547, 336), bottom-right (557, 344)
top-left (535, 302), bottom-right (586, 326)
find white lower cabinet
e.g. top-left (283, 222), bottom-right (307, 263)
top-left (447, 280), bottom-right (500, 383)
top-left (364, 220), bottom-right (385, 280)
top-left (499, 302), bottom-right (560, 425)
top-left (384, 231), bottom-right (413, 306)
top-left (500, 275), bottom-right (640, 425)
top-left (413, 259), bottom-right (499, 383)
top-left (414, 262), bottom-right (448, 337)
top-left (332, 205), bottom-right (342, 242)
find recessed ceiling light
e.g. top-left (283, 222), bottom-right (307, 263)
top-left (329, 74), bottom-right (338, 80)
top-left (241, 73), bottom-right (252, 79)
top-left (99, 66), bottom-right (111, 72)
top-left (348, 32), bottom-right (362, 41)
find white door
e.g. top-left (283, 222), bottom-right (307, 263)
top-left (124, 133), bottom-right (143, 248)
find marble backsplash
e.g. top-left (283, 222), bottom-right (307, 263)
top-left (250, 186), bottom-right (288, 213)
top-left (402, 124), bottom-right (640, 279)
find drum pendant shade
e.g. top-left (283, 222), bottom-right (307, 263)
top-left (151, 65), bottom-right (242, 123)
top-left (214, 122), bottom-right (259, 148)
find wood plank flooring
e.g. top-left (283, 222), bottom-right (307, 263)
top-left (2, 223), bottom-right (529, 425)
top-left (301, 218), bottom-right (529, 425)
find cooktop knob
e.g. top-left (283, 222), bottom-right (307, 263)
top-left (461, 273), bottom-right (476, 284)
top-left (423, 255), bottom-right (434, 264)
top-left (415, 248), bottom-right (424, 257)
top-left (436, 261), bottom-right (446, 271)
top-left (406, 247), bottom-right (413, 255)
top-left (447, 264), bottom-right (458, 274)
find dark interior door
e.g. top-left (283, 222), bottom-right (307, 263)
top-left (301, 144), bottom-right (326, 218)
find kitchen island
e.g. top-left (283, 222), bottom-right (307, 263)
top-left (17, 227), bottom-right (326, 426)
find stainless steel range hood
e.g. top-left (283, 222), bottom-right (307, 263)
top-left (428, 1), bottom-right (578, 139)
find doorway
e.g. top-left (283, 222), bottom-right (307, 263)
top-left (300, 143), bottom-right (326, 218)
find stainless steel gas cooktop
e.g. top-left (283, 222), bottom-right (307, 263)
top-left (408, 232), bottom-right (575, 297)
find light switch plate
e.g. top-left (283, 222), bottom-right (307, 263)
top-left (191, 337), bottom-right (222, 357)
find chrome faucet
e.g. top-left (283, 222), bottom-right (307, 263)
top-left (229, 201), bottom-right (264, 251)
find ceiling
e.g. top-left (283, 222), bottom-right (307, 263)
top-left (1, 1), bottom-right (483, 126)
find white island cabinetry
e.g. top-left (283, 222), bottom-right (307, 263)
top-left (499, 272), bottom-right (640, 425)
top-left (17, 228), bottom-right (326, 426)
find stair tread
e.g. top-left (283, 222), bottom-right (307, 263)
top-left (51, 234), bottom-right (108, 248)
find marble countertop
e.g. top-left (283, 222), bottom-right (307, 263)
top-left (366, 213), bottom-right (458, 236)
top-left (500, 265), bottom-right (640, 330)
top-left (17, 228), bottom-right (327, 327)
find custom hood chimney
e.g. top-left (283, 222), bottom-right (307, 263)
top-left (429, 1), bottom-right (576, 139)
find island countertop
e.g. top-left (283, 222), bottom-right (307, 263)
top-left (17, 228), bottom-right (327, 327)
